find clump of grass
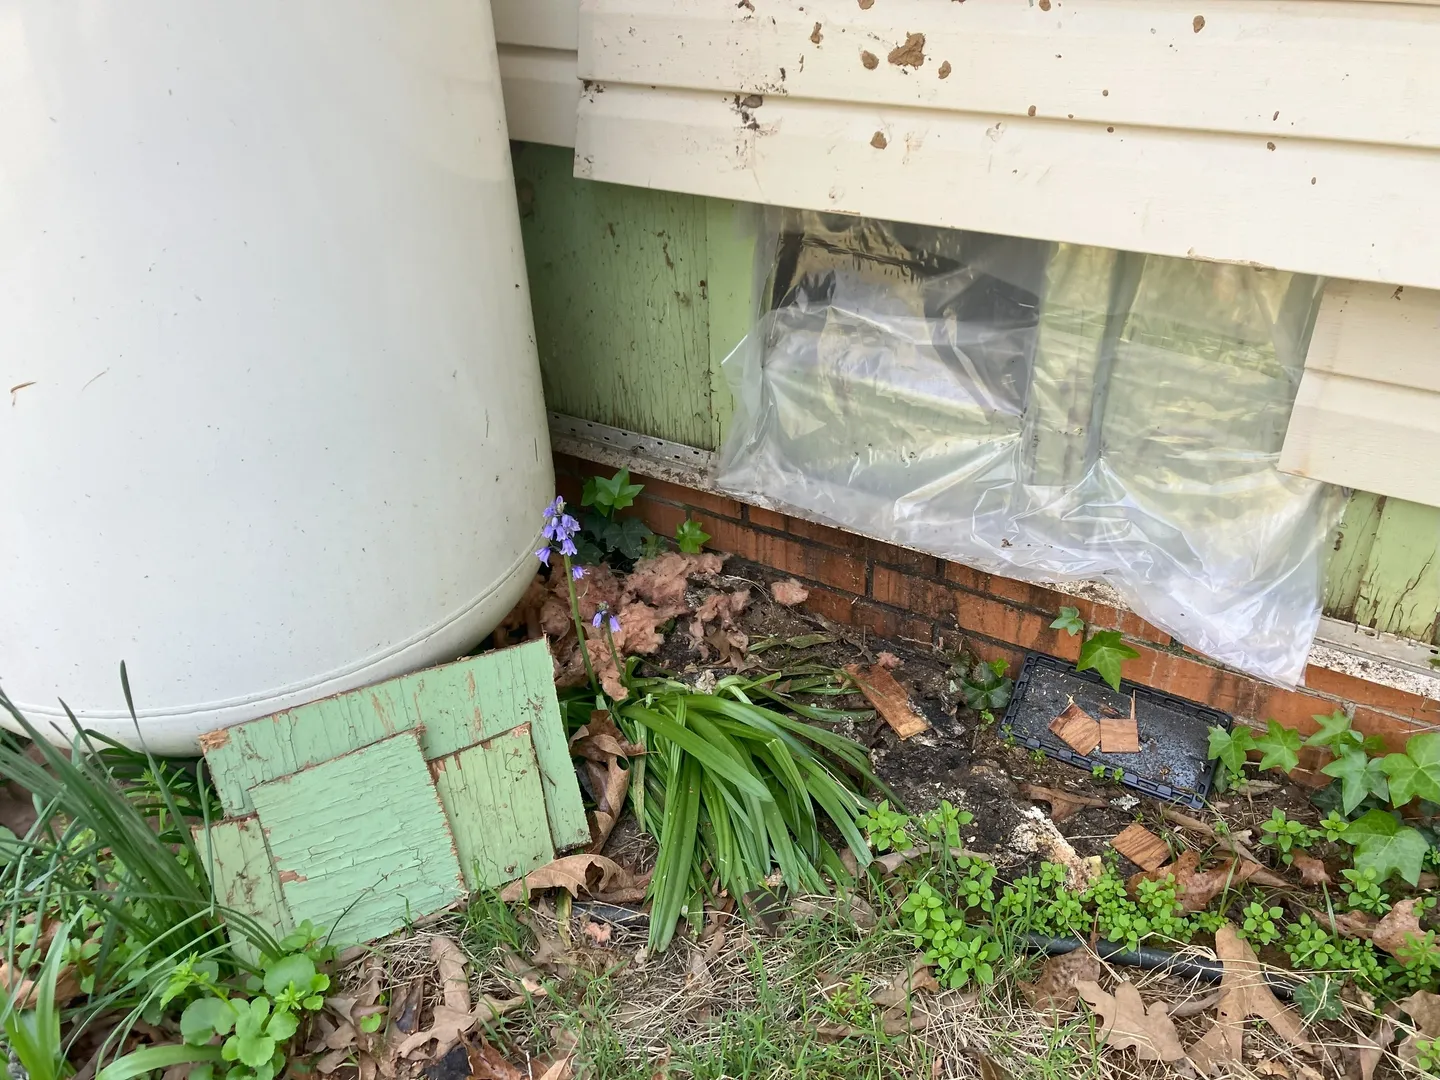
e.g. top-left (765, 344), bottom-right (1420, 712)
top-left (611, 670), bottom-right (892, 951)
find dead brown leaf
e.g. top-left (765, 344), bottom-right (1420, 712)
top-left (1076, 980), bottom-right (1186, 1062)
top-left (1020, 783), bottom-right (1107, 824)
top-left (1327, 908), bottom-right (1380, 941)
top-left (1128, 851), bottom-right (1285, 912)
top-left (871, 958), bottom-right (939, 1011)
top-left (394, 937), bottom-right (531, 1060)
top-left (569, 713), bottom-right (643, 851)
top-left (770, 578), bottom-right (810, 606)
top-left (1372, 898), bottom-right (1425, 958)
top-left (1186, 924), bottom-right (1314, 1074)
top-left (1049, 701), bottom-right (1101, 755)
top-left (1020, 950), bottom-right (1101, 1021)
top-left (1110, 823), bottom-right (1170, 872)
top-left (1290, 851), bottom-right (1330, 885)
top-left (1397, 991), bottom-right (1440, 1066)
top-left (499, 853), bottom-right (649, 904)
top-left (462, 1031), bottom-right (527, 1080)
top-left (1255, 1061), bottom-right (1290, 1078)
top-left (1350, 1012), bottom-right (1395, 1080)
top-left (844, 664), bottom-right (929, 739)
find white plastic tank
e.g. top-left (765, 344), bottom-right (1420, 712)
top-left (0, 2), bottom-right (551, 753)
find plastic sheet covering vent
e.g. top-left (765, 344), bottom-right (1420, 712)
top-left (716, 212), bottom-right (1346, 685)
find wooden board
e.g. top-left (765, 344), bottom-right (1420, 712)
top-left (201, 640), bottom-right (589, 851)
top-left (514, 143), bottom-right (718, 450)
top-left (1049, 702), bottom-right (1100, 755)
top-left (1110, 823), bottom-right (1170, 872)
top-left (431, 725), bottom-right (555, 890)
top-left (252, 733), bottom-right (465, 945)
top-left (198, 816), bottom-right (292, 962)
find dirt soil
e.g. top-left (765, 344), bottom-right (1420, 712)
top-left (639, 558), bottom-right (1323, 879)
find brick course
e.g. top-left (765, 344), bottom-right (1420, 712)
top-left (554, 454), bottom-right (1440, 751)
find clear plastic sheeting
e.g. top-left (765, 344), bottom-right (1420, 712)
top-left (716, 211), bottom-right (1347, 686)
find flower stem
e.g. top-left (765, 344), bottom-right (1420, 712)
top-left (602, 625), bottom-right (625, 690)
top-left (561, 553), bottom-right (599, 693)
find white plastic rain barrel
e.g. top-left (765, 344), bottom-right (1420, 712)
top-left (0, 2), bottom-right (551, 753)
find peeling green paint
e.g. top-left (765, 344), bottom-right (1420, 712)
top-left (202, 640), bottom-right (588, 850)
top-left (432, 725), bottom-right (552, 890)
top-left (252, 733), bottom-right (465, 945)
top-left (198, 816), bottom-right (291, 962)
top-left (1348, 497), bottom-right (1440, 643)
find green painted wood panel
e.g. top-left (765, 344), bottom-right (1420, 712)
top-left (514, 142), bottom-right (716, 449)
top-left (198, 816), bottom-right (291, 962)
top-left (1350, 497), bottom-right (1440, 642)
top-left (431, 724), bottom-right (553, 890)
top-left (253, 733), bottom-right (465, 945)
top-left (202, 641), bottom-right (588, 851)
top-left (1323, 490), bottom-right (1386, 622)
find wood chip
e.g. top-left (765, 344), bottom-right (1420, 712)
top-left (844, 664), bottom-right (929, 739)
top-left (1049, 701), bottom-right (1100, 755)
top-left (1098, 698), bottom-right (1140, 753)
top-left (1020, 783), bottom-right (1108, 823)
top-left (1110, 823), bottom-right (1170, 871)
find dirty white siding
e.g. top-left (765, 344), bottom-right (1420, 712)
top-left (1282, 281), bottom-right (1440, 506)
top-left (493, 0), bottom-right (579, 146)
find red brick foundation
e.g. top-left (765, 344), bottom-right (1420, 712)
top-left (555, 454), bottom-right (1440, 773)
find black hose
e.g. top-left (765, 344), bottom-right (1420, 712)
top-left (1023, 933), bottom-right (1294, 1000)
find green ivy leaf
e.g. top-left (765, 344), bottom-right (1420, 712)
top-left (181, 998), bottom-right (236, 1046)
top-left (1305, 710), bottom-right (1353, 749)
top-left (1344, 809), bottom-right (1428, 886)
top-left (674, 518), bottom-right (710, 555)
top-left (1050, 606), bottom-right (1084, 636)
top-left (599, 517), bottom-right (653, 560)
top-left (1321, 747), bottom-right (1390, 814)
top-left (584, 470), bottom-right (644, 516)
top-left (1207, 725), bottom-right (1255, 776)
top-left (1255, 719), bottom-right (1302, 774)
top-left (1380, 733), bottom-right (1440, 808)
top-left (262, 954), bottom-right (316, 999)
top-left (1075, 631), bottom-right (1138, 692)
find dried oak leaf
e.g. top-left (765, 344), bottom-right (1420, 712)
top-left (1372, 898), bottom-right (1425, 959)
top-left (499, 853), bottom-right (649, 904)
top-left (1076, 980), bottom-right (1185, 1062)
top-left (1186, 924), bottom-right (1314, 1074)
top-left (1351, 1011), bottom-right (1395, 1080)
top-left (569, 713), bottom-right (636, 852)
top-left (1020, 783), bottom-right (1107, 824)
top-left (1397, 991), bottom-right (1440, 1066)
top-left (770, 578), bottom-right (810, 606)
top-left (395, 937), bottom-right (528, 1060)
top-left (462, 1031), bottom-right (527, 1080)
top-left (1020, 950), bottom-right (1101, 1021)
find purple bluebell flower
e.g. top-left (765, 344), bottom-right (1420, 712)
top-left (535, 546), bottom-right (551, 566)
top-left (558, 514), bottom-right (580, 537)
top-left (571, 565), bottom-right (587, 581)
top-left (608, 613), bottom-right (622, 634)
top-left (542, 520), bottom-right (559, 541)
top-left (543, 496), bottom-right (565, 521)
top-left (591, 609), bottom-right (605, 629)
top-left (560, 536), bottom-right (578, 557)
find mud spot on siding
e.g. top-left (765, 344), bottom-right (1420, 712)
top-left (1192, 14), bottom-right (1205, 31)
top-left (810, 21), bottom-right (823, 44)
top-left (738, 0), bottom-right (755, 9)
top-left (861, 49), bottom-right (879, 69)
top-left (739, 93), bottom-right (764, 108)
top-left (859, 0), bottom-right (874, 8)
top-left (1273, 110), bottom-right (1280, 121)
top-left (1027, 105), bottom-right (1036, 116)
top-left (1106, 126), bottom-right (1115, 133)
top-left (870, 130), bottom-right (888, 149)
top-left (938, 60), bottom-right (952, 78)
top-left (1039, 0), bottom-right (1051, 9)
top-left (1266, 141), bottom-right (1275, 151)
top-left (887, 32), bottom-right (926, 67)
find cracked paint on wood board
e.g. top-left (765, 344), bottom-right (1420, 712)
top-left (251, 732), bottom-right (465, 945)
top-left (202, 640), bottom-right (588, 850)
